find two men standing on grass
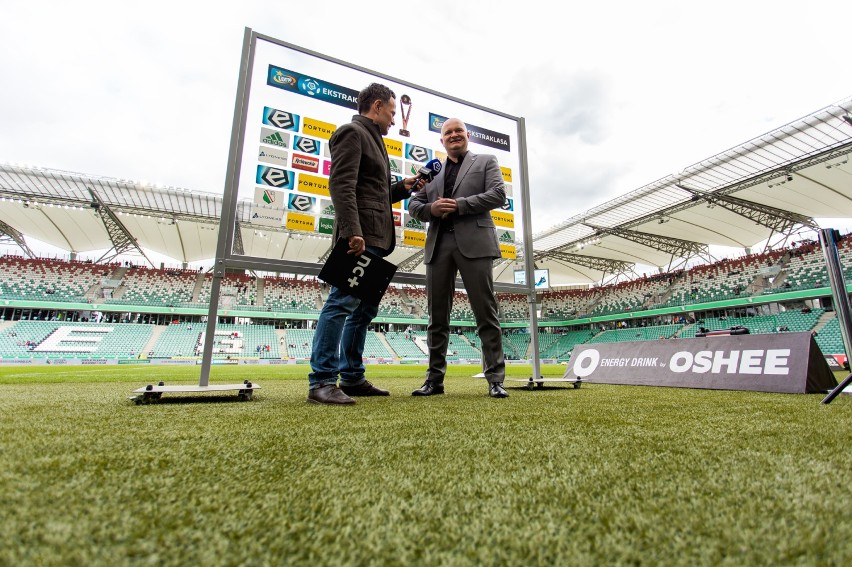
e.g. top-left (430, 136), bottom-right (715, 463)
top-left (308, 83), bottom-right (507, 404)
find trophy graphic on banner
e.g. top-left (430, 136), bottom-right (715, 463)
top-left (399, 94), bottom-right (412, 137)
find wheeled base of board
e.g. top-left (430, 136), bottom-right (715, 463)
top-left (130, 380), bottom-right (260, 404)
top-left (506, 377), bottom-right (585, 390)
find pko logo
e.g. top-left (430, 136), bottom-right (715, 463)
top-left (299, 77), bottom-right (321, 97)
top-left (347, 255), bottom-right (373, 289)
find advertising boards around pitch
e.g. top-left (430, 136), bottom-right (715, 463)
top-left (563, 332), bottom-right (837, 394)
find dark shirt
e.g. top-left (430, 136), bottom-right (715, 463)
top-left (443, 152), bottom-right (466, 198)
top-left (441, 152), bottom-right (467, 230)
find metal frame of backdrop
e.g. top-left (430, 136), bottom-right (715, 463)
top-left (199, 28), bottom-right (540, 386)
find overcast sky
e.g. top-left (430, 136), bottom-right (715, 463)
top-left (2, 0), bottom-right (851, 259)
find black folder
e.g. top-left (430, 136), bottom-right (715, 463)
top-left (318, 238), bottom-right (397, 306)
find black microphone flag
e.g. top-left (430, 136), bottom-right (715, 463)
top-left (318, 239), bottom-right (398, 306)
top-left (411, 158), bottom-right (442, 190)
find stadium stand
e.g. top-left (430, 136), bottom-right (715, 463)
top-left (0, 320), bottom-right (153, 358)
top-left (446, 332), bottom-right (480, 360)
top-left (262, 277), bottom-right (320, 312)
top-left (377, 286), bottom-right (410, 318)
top-left (813, 315), bottom-right (844, 355)
top-left (497, 293), bottom-right (528, 320)
top-left (500, 332), bottom-right (531, 359)
top-left (0, 256), bottom-right (113, 301)
top-left (540, 330), bottom-right (596, 360)
top-left (588, 323), bottom-right (683, 344)
top-left (0, 234), bottom-right (848, 363)
top-left (403, 287), bottom-right (428, 317)
top-left (363, 332), bottom-right (394, 359)
top-left (450, 291), bottom-right (474, 321)
top-left (678, 309), bottom-right (824, 338)
top-left (385, 331), bottom-right (426, 358)
top-left (110, 265), bottom-right (196, 306)
top-left (196, 273), bottom-right (258, 308)
top-left (282, 328), bottom-right (315, 358)
top-left (150, 322), bottom-right (279, 358)
top-left (539, 289), bottom-right (588, 320)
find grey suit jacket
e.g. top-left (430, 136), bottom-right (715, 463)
top-left (408, 151), bottom-right (506, 263)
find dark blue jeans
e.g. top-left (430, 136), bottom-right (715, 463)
top-left (308, 246), bottom-right (383, 390)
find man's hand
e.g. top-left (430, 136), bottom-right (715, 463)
top-left (430, 198), bottom-right (458, 218)
top-left (347, 235), bottom-right (365, 256)
top-left (403, 176), bottom-right (426, 193)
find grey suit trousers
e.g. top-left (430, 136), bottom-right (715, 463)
top-left (426, 230), bottom-right (505, 384)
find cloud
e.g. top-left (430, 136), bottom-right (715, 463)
top-left (508, 67), bottom-right (612, 146)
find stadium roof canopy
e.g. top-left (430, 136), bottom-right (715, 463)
top-left (1, 96), bottom-right (851, 286)
top-left (524, 96), bottom-right (852, 285)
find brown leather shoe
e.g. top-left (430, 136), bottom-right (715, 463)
top-left (307, 384), bottom-right (356, 405)
top-left (340, 380), bottom-right (390, 396)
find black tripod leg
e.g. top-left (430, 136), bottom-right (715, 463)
top-left (822, 372), bottom-right (852, 404)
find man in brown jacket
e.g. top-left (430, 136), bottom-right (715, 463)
top-left (308, 83), bottom-right (421, 405)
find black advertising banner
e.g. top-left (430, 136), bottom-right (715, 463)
top-left (563, 332), bottom-right (837, 394)
top-left (428, 113), bottom-right (511, 152)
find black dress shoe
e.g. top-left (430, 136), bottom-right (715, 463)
top-left (307, 384), bottom-right (356, 405)
top-left (411, 381), bottom-right (445, 396)
top-left (340, 380), bottom-right (390, 396)
top-left (489, 382), bottom-right (508, 398)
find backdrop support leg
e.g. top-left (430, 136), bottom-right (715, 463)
top-left (821, 372), bottom-right (852, 404)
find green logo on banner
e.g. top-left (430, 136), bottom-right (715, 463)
top-left (405, 217), bottom-right (424, 230)
top-left (321, 203), bottom-right (335, 216)
top-left (318, 217), bottom-right (334, 234)
top-left (499, 231), bottom-right (514, 243)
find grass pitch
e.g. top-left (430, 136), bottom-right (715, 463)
top-left (0, 364), bottom-right (850, 566)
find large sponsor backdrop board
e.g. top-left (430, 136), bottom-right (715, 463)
top-left (237, 37), bottom-right (523, 260)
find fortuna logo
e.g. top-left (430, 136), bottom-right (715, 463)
top-left (347, 255), bottom-right (372, 288)
top-left (262, 190), bottom-right (275, 204)
top-left (263, 132), bottom-right (287, 147)
top-left (305, 123), bottom-right (333, 136)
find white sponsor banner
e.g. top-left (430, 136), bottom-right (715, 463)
top-left (258, 146), bottom-right (289, 166)
top-left (251, 187), bottom-right (285, 227)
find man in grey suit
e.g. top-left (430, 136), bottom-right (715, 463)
top-left (408, 118), bottom-right (508, 398)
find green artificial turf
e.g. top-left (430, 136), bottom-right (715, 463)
top-left (0, 365), bottom-right (850, 566)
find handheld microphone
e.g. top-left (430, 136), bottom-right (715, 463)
top-left (410, 158), bottom-right (443, 192)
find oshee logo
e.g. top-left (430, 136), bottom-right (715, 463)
top-left (572, 348), bottom-right (792, 377)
